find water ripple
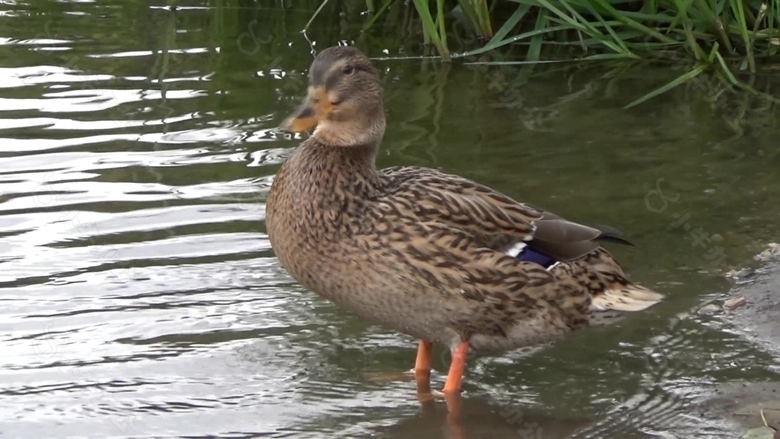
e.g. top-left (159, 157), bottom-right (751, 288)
top-left (2, 3), bottom-right (780, 439)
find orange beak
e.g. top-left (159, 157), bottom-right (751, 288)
top-left (278, 86), bottom-right (332, 133)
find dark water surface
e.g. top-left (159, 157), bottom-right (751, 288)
top-left (2, 2), bottom-right (780, 438)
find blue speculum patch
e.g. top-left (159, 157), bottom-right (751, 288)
top-left (515, 247), bottom-right (557, 269)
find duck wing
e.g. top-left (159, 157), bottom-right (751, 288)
top-left (378, 166), bottom-right (628, 261)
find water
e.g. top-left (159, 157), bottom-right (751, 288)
top-left (1, 2), bottom-right (779, 438)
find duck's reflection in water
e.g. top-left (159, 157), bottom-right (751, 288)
top-left (384, 378), bottom-right (592, 439)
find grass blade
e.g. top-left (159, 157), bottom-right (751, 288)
top-left (624, 63), bottom-right (708, 108)
top-left (729, 0), bottom-right (756, 72)
top-left (303, 0), bottom-right (330, 32)
top-left (486, 2), bottom-right (531, 49)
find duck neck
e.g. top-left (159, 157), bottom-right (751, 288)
top-left (291, 137), bottom-right (382, 203)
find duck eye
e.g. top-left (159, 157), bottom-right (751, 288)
top-left (342, 64), bottom-right (355, 75)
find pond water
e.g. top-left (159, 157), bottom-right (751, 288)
top-left (1, 2), bottom-right (779, 438)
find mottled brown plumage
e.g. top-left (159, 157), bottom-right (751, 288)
top-left (265, 46), bottom-right (664, 395)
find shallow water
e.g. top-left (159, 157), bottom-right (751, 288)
top-left (1, 2), bottom-right (780, 438)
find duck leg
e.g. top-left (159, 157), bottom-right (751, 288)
top-left (414, 340), bottom-right (433, 392)
top-left (442, 341), bottom-right (469, 394)
top-left (367, 340), bottom-right (435, 389)
top-left (414, 340), bottom-right (433, 372)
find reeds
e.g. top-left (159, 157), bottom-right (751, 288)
top-left (272, 0), bottom-right (780, 101)
top-left (384, 1), bottom-right (779, 63)
top-left (347, 0), bottom-right (779, 101)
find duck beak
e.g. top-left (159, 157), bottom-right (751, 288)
top-left (278, 86), bottom-right (331, 133)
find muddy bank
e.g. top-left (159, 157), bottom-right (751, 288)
top-left (693, 254), bottom-right (780, 437)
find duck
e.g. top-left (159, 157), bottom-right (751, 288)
top-left (265, 45), bottom-right (664, 397)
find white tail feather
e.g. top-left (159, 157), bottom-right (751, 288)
top-left (591, 286), bottom-right (664, 312)
top-left (505, 242), bottom-right (527, 257)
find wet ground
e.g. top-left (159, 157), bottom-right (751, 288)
top-left (1, 2), bottom-right (779, 438)
top-left (696, 254), bottom-right (780, 437)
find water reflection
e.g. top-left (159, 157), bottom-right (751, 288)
top-left (0, 1), bottom-right (778, 438)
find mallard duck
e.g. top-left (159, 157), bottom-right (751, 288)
top-left (266, 46), bottom-right (663, 396)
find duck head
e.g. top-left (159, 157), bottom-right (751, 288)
top-left (278, 46), bottom-right (386, 147)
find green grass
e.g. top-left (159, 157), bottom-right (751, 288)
top-left (395, 0), bottom-right (780, 64)
top-left (303, 0), bottom-right (779, 102)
